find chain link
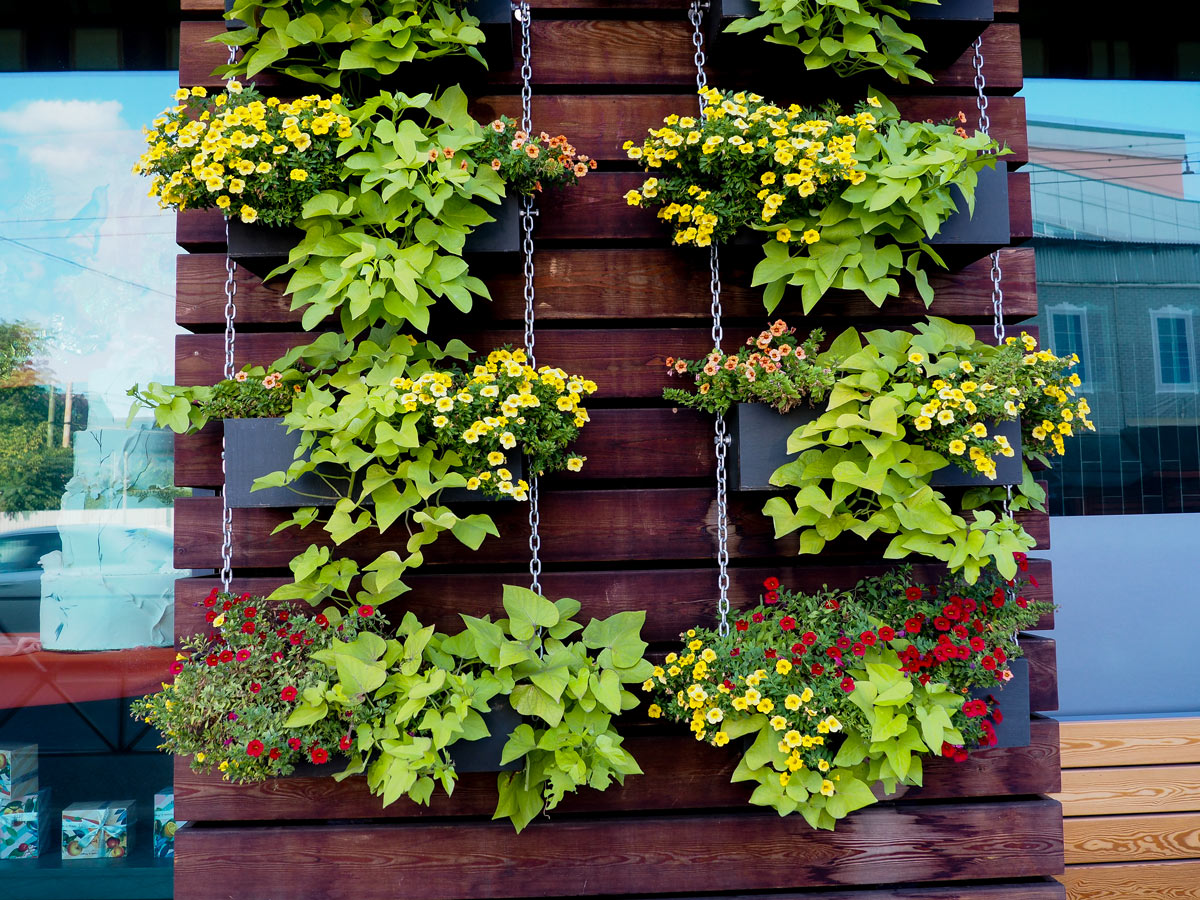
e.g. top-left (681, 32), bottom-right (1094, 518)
top-left (513, 0), bottom-right (542, 596)
top-left (689, 0), bottom-right (730, 635)
top-left (971, 37), bottom-right (991, 138)
top-left (971, 35), bottom-right (1005, 349)
top-left (219, 39), bottom-right (240, 593)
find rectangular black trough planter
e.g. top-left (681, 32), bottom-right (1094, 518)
top-left (225, 196), bottom-right (520, 276)
top-left (450, 701), bottom-right (523, 773)
top-left (223, 417), bottom-right (523, 508)
top-left (706, 0), bottom-right (993, 66)
top-left (224, 0), bottom-right (514, 69)
top-left (969, 657), bottom-right (1030, 749)
top-left (725, 402), bottom-right (1023, 491)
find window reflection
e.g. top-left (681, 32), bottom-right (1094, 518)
top-left (1025, 79), bottom-right (1200, 515)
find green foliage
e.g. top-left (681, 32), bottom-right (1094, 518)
top-left (0, 320), bottom-right (47, 385)
top-left (763, 318), bottom-right (1094, 581)
top-left (126, 365), bottom-right (302, 434)
top-left (0, 385), bottom-right (82, 513)
top-left (724, 0), bottom-right (942, 83)
top-left (623, 89), bottom-right (1006, 314)
top-left (215, 0), bottom-right (492, 92)
top-left (647, 566), bottom-right (1045, 829)
top-left (134, 85), bottom-right (349, 227)
top-left (662, 319), bottom-right (831, 415)
top-left (478, 116), bottom-right (596, 196)
top-left (275, 87), bottom-right (504, 338)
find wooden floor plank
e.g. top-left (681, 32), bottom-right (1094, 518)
top-left (1054, 765), bottom-right (1200, 817)
top-left (1060, 719), bottom-right (1200, 769)
top-left (1057, 859), bottom-right (1200, 900)
top-left (1064, 812), bottom-right (1200, 864)
top-left (174, 799), bottom-right (1064, 900)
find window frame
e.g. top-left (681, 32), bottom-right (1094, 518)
top-left (1047, 303), bottom-right (1094, 388)
top-left (1150, 306), bottom-right (1198, 393)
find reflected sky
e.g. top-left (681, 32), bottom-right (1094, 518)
top-left (0, 72), bottom-right (180, 424)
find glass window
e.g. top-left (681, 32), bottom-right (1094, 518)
top-left (1153, 311), bottom-right (1195, 388)
top-left (1049, 306), bottom-right (1090, 384)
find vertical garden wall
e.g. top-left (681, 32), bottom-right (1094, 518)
top-left (165, 0), bottom-right (1063, 897)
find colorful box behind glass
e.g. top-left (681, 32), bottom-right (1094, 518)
top-left (0, 744), bottom-right (37, 802)
top-left (0, 788), bottom-right (51, 859)
top-left (61, 801), bottom-right (106, 859)
top-left (102, 799), bottom-right (136, 857)
top-left (154, 788), bottom-right (185, 858)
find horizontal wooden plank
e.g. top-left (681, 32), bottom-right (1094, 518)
top-left (467, 93), bottom-right (1028, 166)
top-left (179, 20), bottom-right (1023, 92)
top-left (1064, 812), bottom-right (1200, 865)
top-left (176, 246), bottom-right (1039, 328)
top-left (173, 556), bottom-right (1055, 644)
top-left (1057, 859), bottom-right (1200, 900)
top-left (174, 717), bottom-right (1059, 822)
top-left (176, 170), bottom-right (1031, 250)
top-left (175, 324), bottom-right (1039, 399)
top-left (171, 490), bottom-right (1050, 569)
top-left (1053, 765), bottom-right (1200, 817)
top-left (174, 798), bottom-right (1063, 900)
top-left (1060, 719), bottom-right (1200, 769)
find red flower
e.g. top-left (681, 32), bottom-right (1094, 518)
top-left (246, 739), bottom-right (264, 757)
top-left (730, 648), bottom-right (740, 656)
top-left (268, 748), bottom-right (280, 760)
top-left (860, 631), bottom-right (877, 646)
top-left (825, 647), bottom-right (841, 659)
top-left (203, 596), bottom-right (217, 608)
top-left (790, 642), bottom-right (804, 654)
top-left (219, 650), bottom-right (234, 663)
top-left (981, 656), bottom-right (997, 670)
top-left (315, 614), bottom-right (329, 628)
top-left (905, 586), bottom-right (923, 601)
top-left (779, 616), bottom-right (796, 631)
top-left (311, 747), bottom-right (329, 764)
top-left (271, 651), bottom-right (284, 662)
top-left (878, 625), bottom-right (895, 641)
top-left (206, 655), bottom-right (219, 667)
top-left (243, 607), bottom-right (257, 618)
top-left (934, 616), bottom-right (950, 631)
top-left (169, 661), bottom-right (184, 675)
top-left (278, 611), bottom-right (290, 622)
top-left (764, 591), bottom-right (779, 604)
top-left (239, 593), bottom-right (251, 602)
top-left (1016, 597), bottom-right (1028, 609)
top-left (280, 686), bottom-right (298, 701)
top-left (994, 648), bottom-right (1006, 664)
top-left (801, 631), bottom-right (817, 646)
top-left (248, 681), bottom-right (262, 694)
top-left (810, 663), bottom-right (825, 676)
top-left (852, 642), bottom-right (866, 656)
top-left (222, 600), bottom-right (233, 611)
top-left (1014, 551), bottom-right (1028, 571)
top-left (840, 677), bottom-right (856, 693)
top-left (357, 605), bottom-right (374, 617)
top-left (288, 738), bottom-right (302, 750)
top-left (339, 734), bottom-right (352, 751)
top-left (241, 622), bottom-right (255, 634)
top-left (205, 611), bottom-right (217, 623)
top-left (954, 750), bottom-right (968, 763)
top-left (763, 577), bottom-right (780, 590)
top-left (735, 620), bottom-right (749, 632)
top-left (836, 636), bottom-right (851, 649)
top-left (918, 673), bottom-right (931, 685)
top-left (824, 598), bottom-right (840, 610)
top-left (904, 618), bottom-right (922, 634)
top-left (722, 679), bottom-right (735, 691)
top-left (289, 633), bottom-right (302, 645)
top-left (963, 699), bottom-right (987, 717)
top-left (765, 649), bottom-right (777, 659)
top-left (941, 742), bottom-right (957, 758)
top-left (751, 612), bottom-right (764, 623)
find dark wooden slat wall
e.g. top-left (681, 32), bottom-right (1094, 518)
top-left (171, 2), bottom-right (1063, 898)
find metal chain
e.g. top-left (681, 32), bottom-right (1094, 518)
top-left (689, 0), bottom-right (730, 636)
top-left (514, 0), bottom-right (542, 596)
top-left (219, 39), bottom-right (239, 593)
top-left (973, 37), bottom-right (1013, 526)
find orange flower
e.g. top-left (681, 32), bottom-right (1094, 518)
top-left (762, 361), bottom-right (778, 374)
top-left (514, 130), bottom-right (528, 142)
top-left (795, 346), bottom-right (806, 360)
top-left (703, 362), bottom-right (719, 376)
top-left (428, 148), bottom-right (439, 162)
top-left (745, 366), bottom-right (757, 382)
top-left (665, 357), bottom-right (675, 367)
top-left (460, 159), bottom-right (468, 169)
top-left (491, 158), bottom-right (501, 170)
top-left (699, 383), bottom-right (710, 394)
top-left (525, 144), bottom-right (540, 159)
top-left (443, 147), bottom-right (455, 159)
top-left (511, 138), bottom-right (525, 150)
top-left (490, 119), bottom-right (506, 133)
top-left (573, 162), bottom-right (588, 177)
top-left (779, 344), bottom-right (792, 357)
top-left (234, 371), bottom-right (248, 383)
top-left (955, 127), bottom-right (968, 138)
top-left (768, 349), bottom-right (781, 361)
top-left (957, 111), bottom-right (967, 124)
top-left (674, 360), bottom-right (688, 374)
top-left (539, 131), bottom-right (550, 142)
top-left (723, 357), bottom-right (738, 371)
top-left (589, 159), bottom-right (597, 169)
top-left (770, 319), bottom-right (787, 336)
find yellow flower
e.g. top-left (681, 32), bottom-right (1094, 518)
top-left (432, 415), bottom-right (449, 428)
top-left (466, 477), bottom-right (481, 490)
top-left (817, 759), bottom-right (830, 772)
top-left (239, 205), bottom-right (258, 224)
top-left (948, 439), bottom-right (967, 455)
top-left (212, 614), bottom-right (225, 627)
top-left (648, 704), bottom-right (662, 718)
top-left (914, 416), bottom-right (932, 431)
top-left (820, 779), bottom-right (836, 796)
top-left (784, 729), bottom-right (802, 748)
top-left (290, 168), bottom-right (308, 181)
top-left (706, 707), bottom-right (724, 724)
top-left (784, 693), bottom-right (802, 711)
top-left (800, 687), bottom-right (813, 703)
top-left (908, 352), bottom-right (924, 364)
top-left (757, 698), bottom-right (774, 714)
top-left (775, 659), bottom-right (792, 675)
top-left (174, 88), bottom-right (190, 101)
top-left (779, 772), bottom-right (791, 787)
top-left (731, 696), bottom-right (749, 711)
top-left (802, 229), bottom-right (820, 244)
top-left (688, 639), bottom-right (703, 651)
top-left (216, 195), bottom-right (231, 209)
top-left (624, 190), bottom-right (642, 206)
top-left (195, 752), bottom-right (206, 763)
top-left (487, 451), bottom-right (505, 466)
top-left (642, 679), bottom-right (656, 692)
top-left (761, 172), bottom-right (777, 185)
top-left (713, 731), bottom-right (730, 747)
top-left (867, 96), bottom-right (882, 108)
top-left (776, 227), bottom-right (791, 243)
top-left (971, 422), bottom-right (988, 438)
top-left (769, 715), bottom-right (787, 731)
top-left (226, 80), bottom-right (243, 94)
top-left (701, 648), bottom-right (717, 663)
top-left (567, 457), bottom-right (584, 472)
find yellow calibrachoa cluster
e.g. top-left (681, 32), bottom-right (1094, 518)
top-left (391, 347), bottom-right (598, 501)
top-left (621, 89), bottom-right (881, 247)
top-left (132, 84), bottom-right (351, 227)
top-left (906, 330), bottom-right (1094, 478)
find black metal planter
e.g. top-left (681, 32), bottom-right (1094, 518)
top-left (725, 402), bottom-right (1023, 491)
top-left (224, 0), bottom-right (514, 70)
top-left (450, 701), bottom-right (523, 773)
top-left (969, 657), bottom-right (1030, 749)
top-left (223, 417), bottom-right (523, 508)
top-left (225, 196), bottom-right (520, 276)
top-left (706, 0), bottom-right (993, 67)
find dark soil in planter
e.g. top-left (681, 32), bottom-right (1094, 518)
top-left (726, 402), bottom-right (1023, 492)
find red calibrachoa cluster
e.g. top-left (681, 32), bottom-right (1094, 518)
top-left (131, 590), bottom-right (387, 780)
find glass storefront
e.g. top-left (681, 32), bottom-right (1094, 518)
top-left (0, 71), bottom-right (180, 898)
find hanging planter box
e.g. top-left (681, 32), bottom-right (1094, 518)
top-left (725, 403), bottom-right (1023, 491)
top-left (223, 417), bottom-right (523, 508)
top-left (449, 701), bottom-right (523, 773)
top-left (969, 657), bottom-right (1030, 749)
top-left (225, 196), bottom-right (520, 276)
top-left (225, 0), bottom-right (514, 69)
top-left (705, 0), bottom-right (993, 65)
